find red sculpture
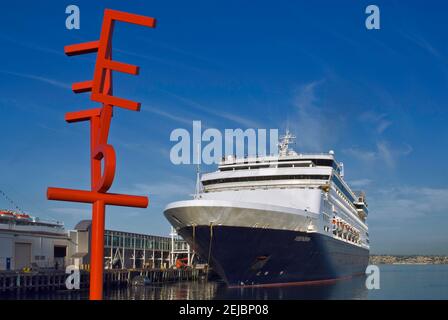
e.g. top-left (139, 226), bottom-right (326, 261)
top-left (47, 9), bottom-right (156, 300)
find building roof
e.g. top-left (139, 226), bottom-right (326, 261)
top-left (74, 220), bottom-right (92, 231)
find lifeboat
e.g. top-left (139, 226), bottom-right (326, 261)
top-left (15, 213), bottom-right (31, 220)
top-left (0, 210), bottom-right (16, 219)
top-left (337, 221), bottom-right (343, 232)
top-left (342, 223), bottom-right (349, 235)
top-left (348, 226), bottom-right (353, 237)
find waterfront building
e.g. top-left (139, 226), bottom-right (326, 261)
top-left (68, 220), bottom-right (192, 270)
top-left (0, 212), bottom-right (191, 271)
top-left (0, 210), bottom-right (69, 271)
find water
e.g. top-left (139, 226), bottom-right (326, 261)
top-left (2, 265), bottom-right (448, 300)
top-left (367, 264), bottom-right (448, 300)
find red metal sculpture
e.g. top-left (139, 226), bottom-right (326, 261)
top-left (47, 9), bottom-right (156, 300)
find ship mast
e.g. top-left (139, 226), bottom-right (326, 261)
top-left (278, 130), bottom-right (296, 156)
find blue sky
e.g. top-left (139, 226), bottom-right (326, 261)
top-left (1, 0), bottom-right (447, 254)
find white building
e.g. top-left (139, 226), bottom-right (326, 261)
top-left (0, 210), bottom-right (70, 271)
top-left (0, 210), bottom-right (193, 272)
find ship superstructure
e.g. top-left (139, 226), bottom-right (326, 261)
top-left (0, 209), bottom-right (65, 236)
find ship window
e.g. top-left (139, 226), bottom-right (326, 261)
top-left (331, 175), bottom-right (355, 203)
top-left (220, 160), bottom-right (336, 171)
top-left (278, 158), bottom-right (335, 168)
top-left (220, 165), bottom-right (270, 171)
top-left (202, 174), bottom-right (330, 186)
top-left (277, 163), bottom-right (311, 168)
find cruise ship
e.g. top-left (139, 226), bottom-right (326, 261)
top-left (164, 132), bottom-right (369, 287)
top-left (0, 210), bottom-right (65, 235)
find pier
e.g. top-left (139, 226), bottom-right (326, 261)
top-left (0, 268), bottom-right (202, 294)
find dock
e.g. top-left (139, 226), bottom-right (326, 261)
top-left (0, 268), bottom-right (203, 294)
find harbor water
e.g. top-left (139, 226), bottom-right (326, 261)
top-left (1, 265), bottom-right (448, 300)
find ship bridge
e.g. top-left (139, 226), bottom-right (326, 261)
top-left (202, 131), bottom-right (341, 192)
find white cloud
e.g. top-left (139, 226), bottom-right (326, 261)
top-left (0, 70), bottom-right (70, 90)
top-left (376, 141), bottom-right (395, 167)
top-left (343, 141), bottom-right (412, 168)
top-left (215, 112), bottom-right (261, 129)
top-left (359, 111), bottom-right (392, 134)
top-left (118, 176), bottom-right (195, 201)
top-left (343, 148), bottom-right (377, 162)
top-left (0, 35), bottom-right (64, 57)
top-left (369, 186), bottom-right (448, 221)
top-left (154, 88), bottom-right (262, 128)
top-left (290, 80), bottom-right (341, 151)
top-left (131, 182), bottom-right (193, 197)
top-left (49, 207), bottom-right (90, 217)
top-left (400, 31), bottom-right (442, 60)
top-left (116, 48), bottom-right (207, 73)
top-left (367, 185), bottom-right (448, 253)
top-left (348, 178), bottom-right (373, 188)
top-left (143, 106), bottom-right (194, 126)
top-left (376, 120), bottom-right (392, 134)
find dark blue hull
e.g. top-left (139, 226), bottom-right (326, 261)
top-left (178, 226), bottom-right (369, 287)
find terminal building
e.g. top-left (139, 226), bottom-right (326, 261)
top-left (69, 220), bottom-right (192, 270)
top-left (0, 210), bottom-right (69, 271)
top-left (0, 210), bottom-right (192, 271)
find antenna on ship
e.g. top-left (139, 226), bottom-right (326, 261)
top-left (278, 130), bottom-right (296, 156)
top-left (194, 143), bottom-right (202, 199)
